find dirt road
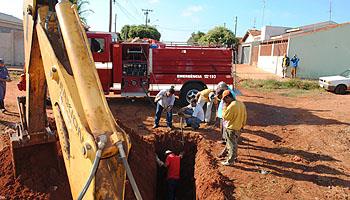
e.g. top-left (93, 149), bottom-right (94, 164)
top-left (0, 80), bottom-right (349, 199)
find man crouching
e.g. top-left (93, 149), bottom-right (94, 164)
top-left (178, 98), bottom-right (204, 130)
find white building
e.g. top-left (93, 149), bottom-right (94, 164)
top-left (240, 21), bottom-right (349, 79)
top-left (0, 13), bottom-right (24, 66)
top-left (238, 29), bottom-right (261, 65)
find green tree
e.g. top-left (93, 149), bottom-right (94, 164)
top-left (120, 25), bottom-right (131, 40)
top-left (120, 25), bottom-right (161, 41)
top-left (199, 26), bottom-right (238, 47)
top-left (69, 0), bottom-right (93, 24)
top-left (187, 31), bottom-right (205, 45)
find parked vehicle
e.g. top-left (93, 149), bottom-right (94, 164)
top-left (319, 69), bottom-right (350, 94)
top-left (87, 32), bottom-right (234, 104)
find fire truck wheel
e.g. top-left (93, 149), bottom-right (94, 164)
top-left (180, 83), bottom-right (205, 105)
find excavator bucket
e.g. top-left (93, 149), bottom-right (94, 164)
top-left (9, 96), bottom-right (57, 177)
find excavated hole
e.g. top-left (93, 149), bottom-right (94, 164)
top-left (119, 119), bottom-right (200, 200)
top-left (154, 132), bottom-right (198, 200)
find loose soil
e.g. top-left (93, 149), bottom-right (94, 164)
top-left (1, 80), bottom-right (350, 199)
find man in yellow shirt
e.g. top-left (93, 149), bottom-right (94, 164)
top-left (195, 88), bottom-right (215, 123)
top-left (221, 90), bottom-right (247, 166)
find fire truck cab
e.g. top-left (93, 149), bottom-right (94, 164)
top-left (87, 31), bottom-right (234, 105)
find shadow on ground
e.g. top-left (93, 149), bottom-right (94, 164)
top-left (245, 101), bottom-right (349, 126)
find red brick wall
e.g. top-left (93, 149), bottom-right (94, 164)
top-left (273, 42), bottom-right (288, 56)
top-left (260, 44), bottom-right (272, 56)
top-left (251, 46), bottom-right (259, 65)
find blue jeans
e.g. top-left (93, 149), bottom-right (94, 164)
top-left (167, 179), bottom-right (179, 200)
top-left (184, 109), bottom-right (201, 129)
top-left (155, 103), bottom-right (173, 127)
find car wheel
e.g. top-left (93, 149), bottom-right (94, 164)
top-left (180, 83), bottom-right (205, 105)
top-left (334, 84), bottom-right (347, 95)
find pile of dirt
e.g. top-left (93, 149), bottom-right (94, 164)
top-left (0, 135), bottom-right (71, 200)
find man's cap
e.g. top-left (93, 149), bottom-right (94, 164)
top-left (221, 90), bottom-right (231, 100)
top-left (216, 81), bottom-right (228, 90)
top-left (165, 150), bottom-right (172, 155)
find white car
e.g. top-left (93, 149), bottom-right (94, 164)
top-left (319, 69), bottom-right (350, 94)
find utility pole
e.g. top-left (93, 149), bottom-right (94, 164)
top-left (253, 17), bottom-right (257, 29)
top-left (224, 23), bottom-right (226, 28)
top-left (114, 13), bottom-right (117, 33)
top-left (261, 0), bottom-right (266, 27)
top-left (109, 0), bottom-right (113, 32)
top-left (329, 0), bottom-right (332, 21)
top-left (142, 9), bottom-right (153, 26)
top-left (232, 16), bottom-right (240, 95)
top-left (234, 16), bottom-right (238, 36)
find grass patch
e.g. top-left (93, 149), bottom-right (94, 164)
top-left (241, 79), bottom-right (323, 97)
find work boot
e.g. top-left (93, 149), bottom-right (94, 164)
top-left (221, 160), bottom-right (234, 166)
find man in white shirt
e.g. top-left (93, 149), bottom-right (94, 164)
top-left (154, 87), bottom-right (176, 129)
top-left (178, 98), bottom-right (204, 130)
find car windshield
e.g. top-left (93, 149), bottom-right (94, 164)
top-left (340, 69), bottom-right (350, 78)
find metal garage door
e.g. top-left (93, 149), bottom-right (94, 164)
top-left (241, 46), bottom-right (251, 64)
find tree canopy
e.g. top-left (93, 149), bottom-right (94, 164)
top-left (120, 25), bottom-right (161, 41)
top-left (190, 26), bottom-right (238, 47)
top-left (187, 31), bottom-right (205, 45)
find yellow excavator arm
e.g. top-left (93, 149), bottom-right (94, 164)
top-left (10, 0), bottom-right (141, 199)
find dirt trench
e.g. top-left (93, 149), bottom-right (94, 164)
top-left (121, 119), bottom-right (231, 200)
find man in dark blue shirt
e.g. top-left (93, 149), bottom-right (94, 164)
top-left (0, 58), bottom-right (11, 112)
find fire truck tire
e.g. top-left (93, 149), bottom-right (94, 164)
top-left (180, 82), bottom-right (205, 105)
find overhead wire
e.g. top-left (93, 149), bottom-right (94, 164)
top-left (115, 1), bottom-right (143, 24)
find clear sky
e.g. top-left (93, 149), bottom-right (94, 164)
top-left (1, 0), bottom-right (350, 41)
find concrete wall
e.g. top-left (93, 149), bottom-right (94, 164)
top-left (288, 23), bottom-right (350, 79)
top-left (257, 55), bottom-right (284, 76)
top-left (0, 32), bottom-right (12, 64)
top-left (0, 30), bottom-right (23, 66)
top-left (0, 18), bottom-right (24, 66)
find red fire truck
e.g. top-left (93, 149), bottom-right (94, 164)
top-left (87, 31), bottom-right (234, 104)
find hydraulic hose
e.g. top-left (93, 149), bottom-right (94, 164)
top-left (117, 142), bottom-right (143, 200)
top-left (77, 135), bottom-right (107, 200)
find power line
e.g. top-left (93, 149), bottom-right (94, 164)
top-left (128, 0), bottom-right (145, 19)
top-left (115, 1), bottom-right (143, 23)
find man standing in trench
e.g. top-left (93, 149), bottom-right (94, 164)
top-left (156, 150), bottom-right (183, 200)
top-left (221, 90), bottom-right (247, 166)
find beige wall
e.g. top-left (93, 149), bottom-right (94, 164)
top-left (288, 24), bottom-right (350, 79)
top-left (0, 20), bottom-right (24, 66)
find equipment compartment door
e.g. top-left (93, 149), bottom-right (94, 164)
top-left (121, 44), bottom-right (149, 97)
top-left (121, 63), bottom-right (149, 96)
